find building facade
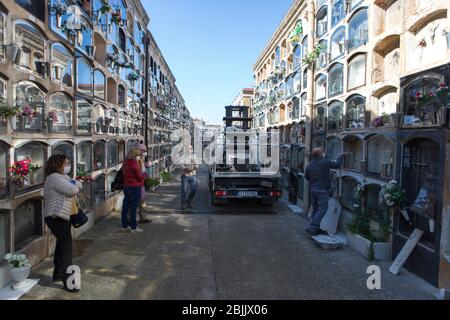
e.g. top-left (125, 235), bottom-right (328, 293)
top-left (253, 0), bottom-right (450, 289)
top-left (0, 0), bottom-right (191, 287)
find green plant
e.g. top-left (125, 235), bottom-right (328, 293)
top-left (378, 180), bottom-right (406, 208)
top-left (160, 171), bottom-right (171, 182)
top-left (145, 178), bottom-right (160, 189)
top-left (302, 44), bottom-right (323, 67)
top-left (0, 103), bottom-right (20, 118)
top-left (4, 253), bottom-right (30, 268)
top-left (367, 242), bottom-right (376, 262)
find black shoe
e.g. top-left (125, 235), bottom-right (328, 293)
top-left (305, 228), bottom-right (320, 236)
top-left (186, 201), bottom-right (192, 209)
top-left (52, 270), bottom-right (64, 283)
top-left (317, 229), bottom-right (328, 235)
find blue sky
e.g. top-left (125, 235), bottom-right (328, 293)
top-left (143, 0), bottom-right (294, 124)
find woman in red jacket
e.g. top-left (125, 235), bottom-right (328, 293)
top-left (121, 148), bottom-right (148, 233)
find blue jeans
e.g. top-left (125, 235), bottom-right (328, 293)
top-left (121, 186), bottom-right (142, 230)
top-left (181, 175), bottom-right (198, 206)
top-left (309, 191), bottom-right (329, 230)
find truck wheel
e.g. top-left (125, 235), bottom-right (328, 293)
top-left (258, 199), bottom-right (273, 206)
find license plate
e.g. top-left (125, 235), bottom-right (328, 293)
top-left (238, 191), bottom-right (258, 198)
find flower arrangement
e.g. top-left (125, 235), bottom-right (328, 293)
top-left (0, 103), bottom-right (20, 118)
top-left (76, 168), bottom-right (93, 182)
top-left (4, 253), bottom-right (31, 268)
top-left (49, 1), bottom-right (68, 16)
top-left (47, 111), bottom-right (58, 122)
top-left (111, 10), bottom-right (123, 26)
top-left (415, 90), bottom-right (436, 108)
top-left (107, 53), bottom-right (118, 62)
top-left (353, 181), bottom-right (366, 209)
top-left (372, 113), bottom-right (390, 127)
top-left (100, 3), bottom-right (113, 14)
top-left (21, 105), bottom-right (37, 121)
top-left (9, 159), bottom-right (32, 189)
top-left (378, 180), bottom-right (406, 208)
top-left (418, 38), bottom-right (427, 48)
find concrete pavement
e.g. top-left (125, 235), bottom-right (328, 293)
top-left (22, 168), bottom-right (439, 300)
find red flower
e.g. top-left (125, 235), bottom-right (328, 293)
top-left (416, 92), bottom-right (422, 98)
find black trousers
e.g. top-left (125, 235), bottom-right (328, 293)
top-left (45, 217), bottom-right (73, 275)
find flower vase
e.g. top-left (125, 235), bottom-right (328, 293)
top-left (18, 116), bottom-right (26, 130)
top-left (47, 119), bottom-right (53, 133)
top-left (9, 266), bottom-right (31, 291)
top-left (55, 65), bottom-right (63, 80)
top-left (9, 115), bottom-right (17, 130)
top-left (429, 218), bottom-right (435, 233)
top-left (56, 14), bottom-right (62, 28)
top-left (400, 209), bottom-right (410, 222)
top-left (77, 31), bottom-right (83, 46)
top-left (445, 31), bottom-right (450, 49)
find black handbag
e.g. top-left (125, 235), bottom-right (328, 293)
top-left (70, 200), bottom-right (89, 229)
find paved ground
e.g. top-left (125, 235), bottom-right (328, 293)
top-left (22, 167), bottom-right (439, 300)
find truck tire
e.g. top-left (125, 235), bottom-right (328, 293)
top-left (258, 199), bottom-right (273, 206)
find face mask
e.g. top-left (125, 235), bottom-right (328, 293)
top-left (136, 156), bottom-right (141, 161)
top-left (63, 165), bottom-right (71, 175)
top-left (143, 152), bottom-right (148, 157)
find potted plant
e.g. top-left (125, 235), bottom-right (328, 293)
top-left (127, 71), bottom-right (140, 82)
top-left (4, 253), bottom-right (31, 290)
top-left (346, 180), bottom-right (392, 261)
top-left (111, 10), bottom-right (123, 26)
top-left (49, 1), bottom-right (68, 28)
top-left (160, 171), bottom-right (171, 183)
top-left (0, 103), bottom-right (20, 130)
top-left (145, 178), bottom-right (160, 191)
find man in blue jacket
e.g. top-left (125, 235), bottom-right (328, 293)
top-left (305, 148), bottom-right (343, 236)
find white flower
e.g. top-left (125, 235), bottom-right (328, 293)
top-left (4, 253), bottom-right (11, 261)
top-left (389, 180), bottom-right (397, 184)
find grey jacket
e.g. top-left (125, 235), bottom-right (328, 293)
top-left (43, 173), bottom-right (83, 221)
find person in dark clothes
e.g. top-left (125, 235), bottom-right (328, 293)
top-left (304, 148), bottom-right (343, 236)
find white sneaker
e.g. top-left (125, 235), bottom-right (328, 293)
top-left (130, 227), bottom-right (144, 233)
top-left (121, 227), bottom-right (130, 232)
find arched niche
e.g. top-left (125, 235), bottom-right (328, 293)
top-left (14, 81), bottom-right (45, 132)
top-left (15, 141), bottom-right (47, 189)
top-left (328, 100), bottom-right (344, 131)
top-left (341, 176), bottom-right (360, 211)
top-left (107, 77), bottom-right (117, 104)
top-left (373, 34), bottom-right (400, 83)
top-left (77, 141), bottom-right (93, 174)
top-left (313, 104), bottom-right (326, 131)
top-left (405, 10), bottom-right (448, 72)
top-left (371, 86), bottom-right (398, 127)
top-left (107, 140), bottom-right (119, 168)
top-left (365, 134), bottom-right (394, 178)
top-left (14, 198), bottom-right (43, 250)
top-left (94, 32), bottom-right (107, 66)
top-left (326, 136), bottom-right (343, 161)
top-left (48, 92), bottom-right (73, 134)
top-left (0, 209), bottom-right (10, 259)
top-left (51, 43), bottom-right (73, 87)
top-left (0, 141), bottom-right (9, 199)
top-left (343, 135), bottom-right (363, 171)
top-left (93, 140), bottom-right (106, 171)
top-left (92, 174), bottom-right (106, 205)
top-left (14, 20), bottom-right (46, 74)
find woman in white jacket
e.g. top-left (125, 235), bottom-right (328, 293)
top-left (43, 154), bottom-right (82, 293)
